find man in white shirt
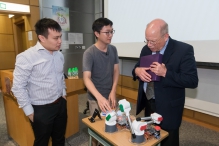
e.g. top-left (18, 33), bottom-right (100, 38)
top-left (12, 18), bottom-right (67, 146)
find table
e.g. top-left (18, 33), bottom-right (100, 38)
top-left (1, 70), bottom-right (85, 146)
top-left (82, 116), bottom-right (169, 146)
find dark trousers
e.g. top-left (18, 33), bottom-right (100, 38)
top-left (144, 99), bottom-right (156, 117)
top-left (30, 97), bottom-right (67, 146)
top-left (144, 99), bottom-right (179, 146)
top-left (161, 129), bottom-right (179, 146)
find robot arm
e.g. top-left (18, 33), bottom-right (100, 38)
top-left (136, 113), bottom-right (163, 124)
top-left (118, 99), bottom-right (136, 139)
top-left (151, 113), bottom-right (163, 124)
top-left (105, 111), bottom-right (117, 125)
top-left (105, 111), bottom-right (118, 133)
top-left (132, 120), bottom-right (147, 135)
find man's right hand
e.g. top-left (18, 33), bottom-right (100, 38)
top-left (135, 67), bottom-right (151, 82)
top-left (28, 113), bottom-right (34, 122)
top-left (97, 97), bottom-right (112, 113)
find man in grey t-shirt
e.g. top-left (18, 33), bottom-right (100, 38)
top-left (82, 18), bottom-right (119, 116)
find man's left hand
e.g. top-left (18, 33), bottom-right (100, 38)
top-left (62, 96), bottom-right (66, 100)
top-left (108, 91), bottom-right (116, 109)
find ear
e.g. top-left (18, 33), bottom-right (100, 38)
top-left (38, 35), bottom-right (46, 42)
top-left (164, 33), bottom-right (169, 41)
top-left (94, 31), bottom-right (100, 39)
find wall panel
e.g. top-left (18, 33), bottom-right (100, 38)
top-left (1, 0), bottom-right (29, 5)
top-left (26, 6), bottom-right (40, 31)
top-left (30, 0), bottom-right (39, 6)
top-left (121, 87), bottom-right (138, 101)
top-left (0, 52), bottom-right (15, 69)
top-left (0, 34), bottom-right (14, 51)
top-left (194, 112), bottom-right (219, 127)
top-left (0, 15), bottom-right (13, 34)
top-left (118, 75), bottom-right (219, 131)
top-left (122, 75), bottom-right (138, 90)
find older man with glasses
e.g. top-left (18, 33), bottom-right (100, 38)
top-left (132, 18), bottom-right (198, 146)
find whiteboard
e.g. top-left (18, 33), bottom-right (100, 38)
top-left (104, 0), bottom-right (219, 63)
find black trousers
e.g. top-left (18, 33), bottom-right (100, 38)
top-left (144, 99), bottom-right (179, 146)
top-left (161, 129), bottom-right (179, 146)
top-left (30, 97), bottom-right (67, 146)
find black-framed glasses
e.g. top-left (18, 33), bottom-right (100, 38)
top-left (144, 34), bottom-right (165, 45)
top-left (100, 30), bottom-right (115, 36)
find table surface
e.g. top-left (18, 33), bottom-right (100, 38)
top-left (82, 116), bottom-right (169, 146)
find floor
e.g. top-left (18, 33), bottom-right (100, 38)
top-left (1, 92), bottom-right (219, 146)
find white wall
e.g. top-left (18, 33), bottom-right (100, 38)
top-left (104, 0), bottom-right (219, 117)
top-left (105, 0), bottom-right (219, 63)
top-left (120, 60), bottom-right (219, 117)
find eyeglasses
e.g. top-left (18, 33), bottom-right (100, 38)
top-left (144, 34), bottom-right (164, 45)
top-left (100, 30), bottom-right (115, 36)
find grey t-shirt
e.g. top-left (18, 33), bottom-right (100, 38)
top-left (82, 44), bottom-right (119, 100)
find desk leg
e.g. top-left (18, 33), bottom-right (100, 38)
top-left (87, 128), bottom-right (112, 146)
top-left (89, 135), bottom-right (92, 146)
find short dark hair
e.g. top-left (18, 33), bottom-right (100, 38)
top-left (92, 18), bottom-right (113, 39)
top-left (35, 18), bottom-right (62, 41)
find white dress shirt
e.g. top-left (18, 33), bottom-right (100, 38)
top-left (12, 42), bottom-right (66, 116)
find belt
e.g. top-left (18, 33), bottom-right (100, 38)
top-left (148, 98), bottom-right (155, 103)
top-left (47, 96), bottom-right (62, 105)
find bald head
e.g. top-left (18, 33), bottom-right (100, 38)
top-left (146, 19), bottom-right (168, 37)
top-left (145, 19), bottom-right (169, 52)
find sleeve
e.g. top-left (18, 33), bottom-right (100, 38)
top-left (61, 54), bottom-right (67, 96)
top-left (82, 50), bottom-right (93, 72)
top-left (113, 46), bottom-right (119, 64)
top-left (163, 45), bottom-right (198, 88)
top-left (11, 54), bottom-right (34, 116)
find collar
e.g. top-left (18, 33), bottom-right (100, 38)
top-left (34, 41), bottom-right (58, 55)
top-left (35, 41), bottom-right (46, 51)
top-left (158, 38), bottom-right (169, 55)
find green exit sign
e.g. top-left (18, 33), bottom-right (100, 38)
top-left (0, 3), bottom-right (6, 9)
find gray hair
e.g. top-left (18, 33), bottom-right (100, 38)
top-left (161, 22), bottom-right (168, 35)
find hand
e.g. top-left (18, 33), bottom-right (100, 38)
top-left (28, 113), bottom-right (34, 122)
top-left (108, 91), bottom-right (116, 109)
top-left (97, 97), bottom-right (112, 113)
top-left (150, 62), bottom-right (167, 77)
top-left (62, 96), bottom-right (66, 100)
top-left (135, 67), bottom-right (151, 82)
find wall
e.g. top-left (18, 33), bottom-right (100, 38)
top-left (0, 15), bottom-right (15, 89)
top-left (0, 14), bottom-right (15, 70)
top-left (0, 0), bottom-right (40, 88)
top-left (103, 0), bottom-right (219, 119)
top-left (39, 0), bottom-right (102, 77)
top-left (105, 0), bottom-right (219, 63)
top-left (119, 59), bottom-right (219, 117)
